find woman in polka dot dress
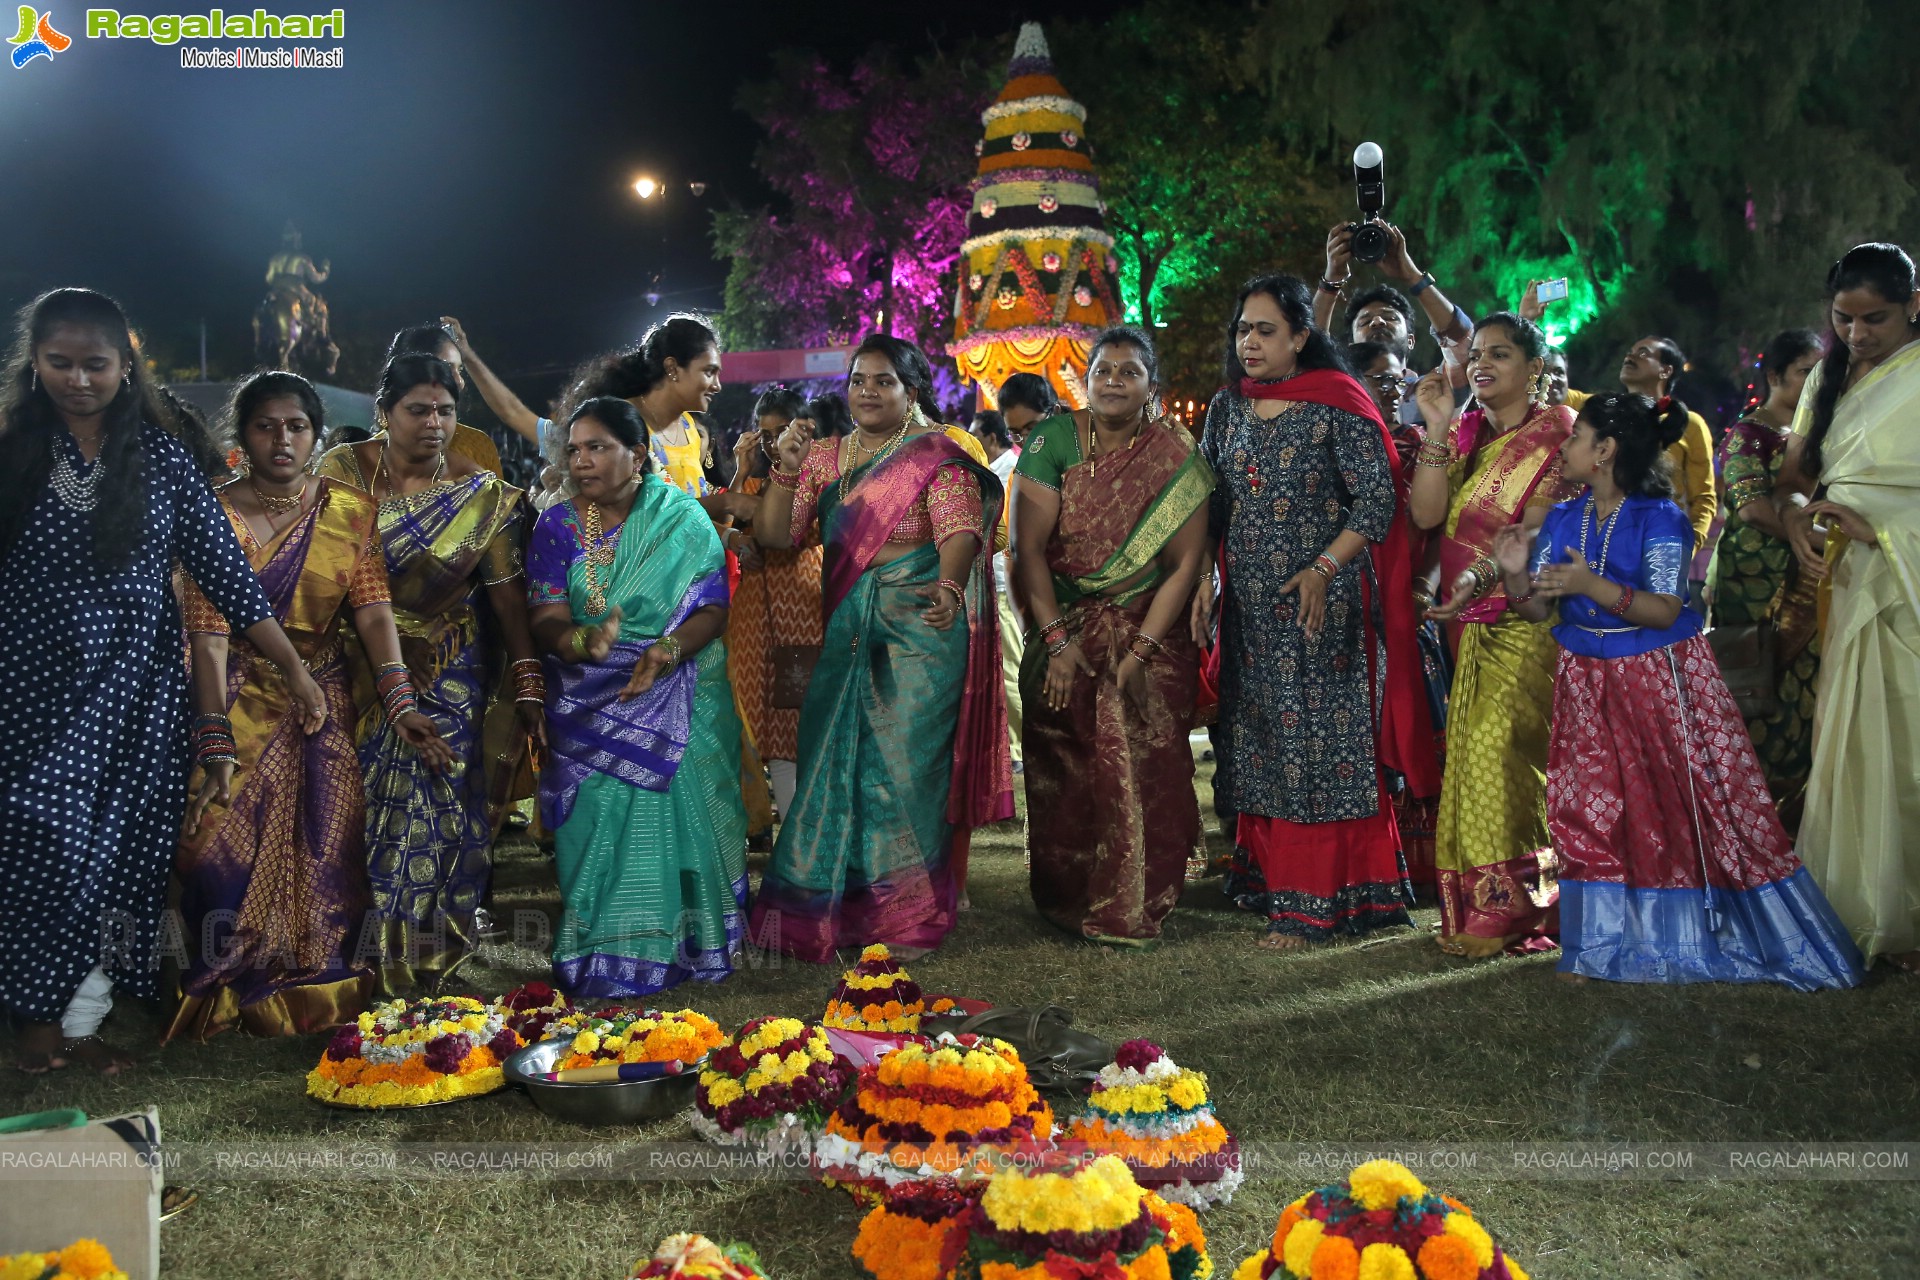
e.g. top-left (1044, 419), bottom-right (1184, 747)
top-left (0, 288), bottom-right (325, 1074)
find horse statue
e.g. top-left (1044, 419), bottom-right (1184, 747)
top-left (253, 222), bottom-right (339, 377)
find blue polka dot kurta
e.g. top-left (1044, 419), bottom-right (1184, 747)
top-left (0, 424), bottom-right (272, 1022)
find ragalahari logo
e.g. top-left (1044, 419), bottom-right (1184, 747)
top-left (9, 5), bottom-right (71, 66)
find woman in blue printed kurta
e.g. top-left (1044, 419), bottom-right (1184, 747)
top-left (0, 288), bottom-right (324, 1073)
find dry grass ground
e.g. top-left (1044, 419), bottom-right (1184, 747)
top-left (4, 763), bottom-right (1917, 1278)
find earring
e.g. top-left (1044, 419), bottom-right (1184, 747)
top-left (29, 369), bottom-right (37, 393)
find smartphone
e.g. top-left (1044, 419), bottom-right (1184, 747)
top-left (1536, 278), bottom-right (1570, 302)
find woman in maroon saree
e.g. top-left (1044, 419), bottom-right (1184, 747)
top-left (1015, 327), bottom-right (1214, 945)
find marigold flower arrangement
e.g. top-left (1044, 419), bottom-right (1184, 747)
top-left (961, 1154), bottom-right (1213, 1280)
top-left (306, 994), bottom-right (520, 1107)
top-left (558, 1007), bottom-right (725, 1070)
top-left (1231, 1160), bottom-right (1529, 1280)
top-left (817, 1033), bottom-right (1056, 1194)
top-left (625, 1232), bottom-right (772, 1279)
top-left (1066, 1040), bottom-right (1243, 1209)
top-left (852, 1182), bottom-right (978, 1280)
top-left (0, 1240), bottom-right (127, 1280)
top-left (851, 1158), bottom-right (1213, 1280)
top-left (691, 1016), bottom-right (857, 1156)
top-left (824, 944), bottom-right (956, 1033)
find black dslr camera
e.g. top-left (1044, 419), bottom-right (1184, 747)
top-left (1346, 141), bottom-right (1389, 264)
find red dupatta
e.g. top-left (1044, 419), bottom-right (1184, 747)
top-left (1200, 371), bottom-right (1441, 798)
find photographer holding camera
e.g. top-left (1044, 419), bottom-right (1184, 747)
top-left (1313, 145), bottom-right (1472, 425)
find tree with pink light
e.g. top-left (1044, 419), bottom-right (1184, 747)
top-left (713, 46), bottom-right (991, 398)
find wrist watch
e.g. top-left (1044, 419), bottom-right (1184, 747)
top-left (1408, 271), bottom-right (1436, 296)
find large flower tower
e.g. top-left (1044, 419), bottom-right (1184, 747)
top-left (949, 23), bottom-right (1121, 410)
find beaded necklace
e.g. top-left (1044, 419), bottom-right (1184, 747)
top-left (1579, 492), bottom-right (1623, 573)
top-left (49, 435), bottom-right (104, 512)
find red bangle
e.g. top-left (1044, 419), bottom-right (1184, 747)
top-left (1609, 585), bottom-right (1635, 617)
top-left (936, 578), bottom-right (967, 608)
top-left (770, 467), bottom-right (801, 490)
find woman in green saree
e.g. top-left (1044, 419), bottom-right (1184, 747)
top-left (527, 397), bottom-right (748, 996)
top-left (747, 335), bottom-right (1011, 963)
top-left (1014, 326), bottom-right (1213, 945)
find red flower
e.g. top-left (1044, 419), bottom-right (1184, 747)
top-left (508, 981), bottom-right (556, 1010)
top-left (1113, 1040), bottom-right (1165, 1073)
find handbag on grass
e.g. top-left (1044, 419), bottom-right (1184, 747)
top-left (918, 1004), bottom-right (1113, 1097)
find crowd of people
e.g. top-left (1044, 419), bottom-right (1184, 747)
top-left (2, 232), bottom-right (1916, 1074)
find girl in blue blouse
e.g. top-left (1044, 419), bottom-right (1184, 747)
top-left (1492, 393), bottom-right (1860, 989)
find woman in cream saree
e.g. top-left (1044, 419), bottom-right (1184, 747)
top-left (1783, 243), bottom-right (1920, 969)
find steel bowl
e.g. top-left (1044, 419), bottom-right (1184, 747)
top-left (503, 1039), bottom-right (700, 1125)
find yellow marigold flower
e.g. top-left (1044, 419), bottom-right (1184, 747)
top-left (809, 1038), bottom-right (835, 1063)
top-left (571, 1031), bottom-right (601, 1055)
top-left (1443, 1212), bottom-right (1495, 1270)
top-left (459, 1013), bottom-right (487, 1032)
top-left (57, 1238), bottom-right (119, 1280)
top-left (860, 944), bottom-right (891, 962)
top-left (1282, 1220), bottom-right (1324, 1279)
top-left (1, 1255), bottom-right (53, 1280)
top-left (743, 1071), bottom-right (770, 1093)
top-left (1356, 1243), bottom-right (1414, 1280)
top-left (1166, 1076), bottom-right (1207, 1109)
top-left (1505, 1257), bottom-right (1529, 1280)
top-left (355, 1012), bottom-right (375, 1033)
top-left (1231, 1253), bottom-right (1269, 1280)
top-left (1347, 1159), bottom-right (1426, 1211)
top-left (784, 1049), bottom-right (812, 1075)
top-left (705, 1078), bottom-right (744, 1107)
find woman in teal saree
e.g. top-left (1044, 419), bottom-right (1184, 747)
top-left (527, 397), bottom-right (748, 996)
top-left (746, 336), bottom-right (1011, 962)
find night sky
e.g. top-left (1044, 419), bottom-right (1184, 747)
top-left (0, 0), bottom-right (1108, 397)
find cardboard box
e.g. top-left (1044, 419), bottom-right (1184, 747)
top-left (0, 1108), bottom-right (161, 1280)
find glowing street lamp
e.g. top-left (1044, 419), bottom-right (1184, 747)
top-left (632, 176), bottom-right (659, 200)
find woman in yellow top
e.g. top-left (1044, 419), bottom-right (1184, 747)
top-left (1778, 242), bottom-right (1920, 972)
top-left (555, 316), bottom-right (753, 519)
top-left (1560, 337), bottom-right (1717, 555)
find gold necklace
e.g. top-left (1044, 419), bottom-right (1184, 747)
top-left (581, 500), bottom-right (619, 617)
top-left (1086, 409), bottom-right (1146, 476)
top-left (374, 444), bottom-right (446, 502)
top-left (251, 476), bottom-right (305, 516)
top-left (838, 417), bottom-right (910, 503)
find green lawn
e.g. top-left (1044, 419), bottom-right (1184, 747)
top-left (5, 767), bottom-right (1917, 1278)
